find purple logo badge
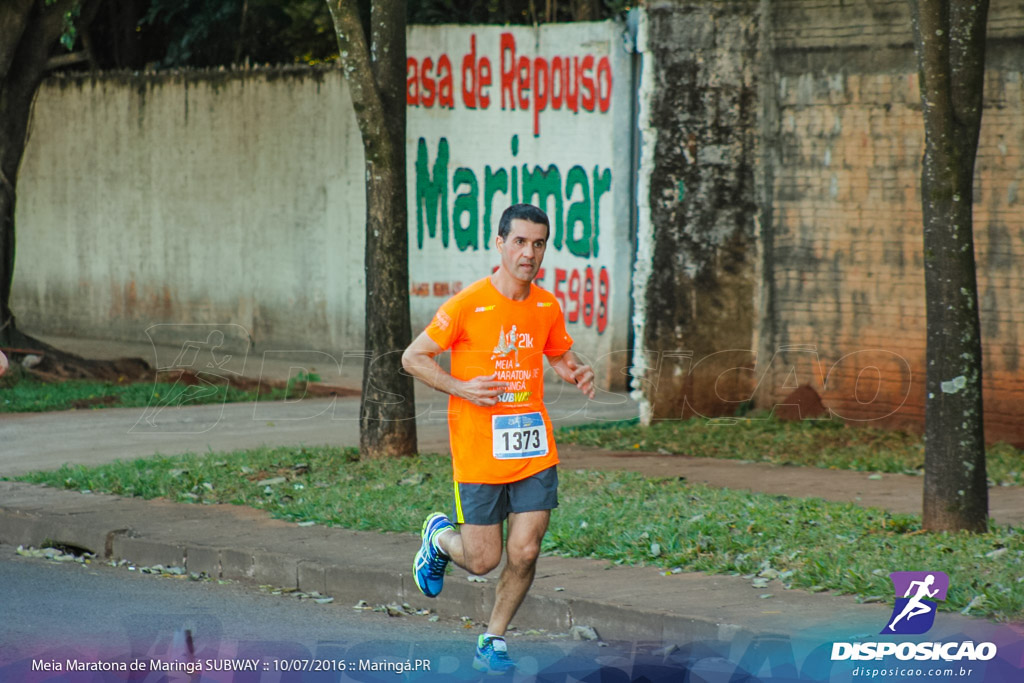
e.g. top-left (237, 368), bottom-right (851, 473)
top-left (881, 571), bottom-right (950, 635)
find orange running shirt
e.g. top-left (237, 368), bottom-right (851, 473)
top-left (424, 276), bottom-right (574, 484)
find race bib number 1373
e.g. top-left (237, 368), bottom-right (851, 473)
top-left (492, 412), bottom-right (549, 460)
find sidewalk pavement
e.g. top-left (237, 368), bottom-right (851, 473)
top-left (0, 479), bottom-right (997, 650)
top-left (0, 335), bottom-right (1017, 660)
top-left (0, 334), bottom-right (635, 476)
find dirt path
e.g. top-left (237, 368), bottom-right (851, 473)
top-left (558, 446), bottom-right (1024, 527)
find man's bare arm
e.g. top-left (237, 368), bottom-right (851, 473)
top-left (548, 349), bottom-right (596, 399)
top-left (401, 331), bottom-right (507, 407)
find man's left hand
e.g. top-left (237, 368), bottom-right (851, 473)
top-left (566, 358), bottom-right (595, 399)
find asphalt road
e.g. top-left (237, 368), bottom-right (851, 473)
top-left (0, 544), bottom-right (703, 682)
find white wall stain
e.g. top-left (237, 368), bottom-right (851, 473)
top-left (631, 9), bottom-right (655, 424)
top-left (941, 375), bottom-right (967, 394)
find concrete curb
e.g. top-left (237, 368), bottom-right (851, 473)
top-left (0, 479), bottom-right (728, 643)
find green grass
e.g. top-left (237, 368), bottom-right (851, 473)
top-left (14, 445), bottom-right (1024, 621)
top-left (556, 417), bottom-right (1024, 486)
top-left (0, 372), bottom-right (318, 413)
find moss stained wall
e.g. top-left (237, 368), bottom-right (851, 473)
top-left (636, 0), bottom-right (1024, 444)
top-left (633, 0), bottom-right (761, 422)
top-left (758, 0), bottom-right (1024, 443)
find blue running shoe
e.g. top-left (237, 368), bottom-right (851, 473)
top-left (414, 512), bottom-right (454, 597)
top-left (473, 635), bottom-right (514, 675)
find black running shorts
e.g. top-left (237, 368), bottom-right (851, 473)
top-left (452, 466), bottom-right (558, 525)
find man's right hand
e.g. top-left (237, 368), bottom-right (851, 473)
top-left (457, 373), bottom-right (507, 407)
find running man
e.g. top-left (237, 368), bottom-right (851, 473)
top-left (402, 203), bottom-right (595, 675)
top-left (888, 574), bottom-right (940, 631)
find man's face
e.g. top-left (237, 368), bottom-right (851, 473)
top-left (497, 219), bottom-right (548, 283)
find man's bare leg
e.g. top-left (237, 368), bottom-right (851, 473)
top-left (486, 510), bottom-right (550, 636)
top-left (436, 523), bottom-right (502, 576)
top-left (436, 510), bottom-right (550, 635)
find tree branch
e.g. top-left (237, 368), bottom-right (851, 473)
top-left (0, 0), bottom-right (35, 80)
top-left (949, 0), bottom-right (990, 131)
top-left (370, 0), bottom-right (405, 116)
top-left (910, 0), bottom-right (953, 137)
top-left (324, 0), bottom-right (391, 165)
top-left (45, 50), bottom-right (89, 70)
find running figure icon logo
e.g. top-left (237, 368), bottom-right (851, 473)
top-left (490, 325), bottom-right (533, 366)
top-left (881, 571), bottom-right (950, 635)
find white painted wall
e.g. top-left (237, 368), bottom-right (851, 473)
top-left (14, 69), bottom-right (366, 356)
top-left (631, 9), bottom-right (656, 423)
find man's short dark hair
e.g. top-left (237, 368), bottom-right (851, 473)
top-left (498, 203), bottom-right (550, 240)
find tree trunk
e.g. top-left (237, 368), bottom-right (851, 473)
top-left (327, 0), bottom-right (417, 458)
top-left (1, 0), bottom-right (99, 348)
top-left (910, 0), bottom-right (990, 532)
top-left (2, 0), bottom-right (61, 348)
